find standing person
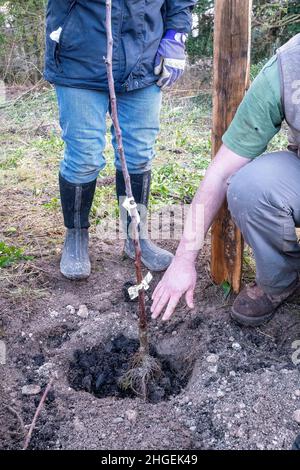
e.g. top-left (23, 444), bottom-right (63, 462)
top-left (151, 34), bottom-right (300, 327)
top-left (44, 0), bottom-right (196, 279)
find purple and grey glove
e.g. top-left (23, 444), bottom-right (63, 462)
top-left (154, 29), bottom-right (188, 90)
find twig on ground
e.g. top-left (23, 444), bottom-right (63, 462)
top-left (255, 329), bottom-right (275, 340)
top-left (25, 262), bottom-right (63, 281)
top-left (5, 405), bottom-right (25, 436)
top-left (23, 377), bottom-right (54, 451)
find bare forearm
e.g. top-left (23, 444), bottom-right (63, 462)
top-left (176, 144), bottom-right (250, 261)
top-left (151, 145), bottom-right (250, 321)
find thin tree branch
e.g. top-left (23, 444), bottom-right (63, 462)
top-left (22, 378), bottom-right (54, 451)
top-left (104, 0), bottom-right (148, 354)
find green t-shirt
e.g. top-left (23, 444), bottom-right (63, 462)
top-left (222, 55), bottom-right (284, 158)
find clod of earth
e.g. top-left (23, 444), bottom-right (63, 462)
top-left (77, 305), bottom-right (89, 319)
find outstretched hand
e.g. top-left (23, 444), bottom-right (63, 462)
top-left (151, 256), bottom-right (197, 321)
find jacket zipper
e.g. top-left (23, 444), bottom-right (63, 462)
top-left (56, 0), bottom-right (77, 63)
top-left (118, 0), bottom-right (125, 80)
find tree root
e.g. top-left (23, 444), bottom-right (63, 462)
top-left (118, 351), bottom-right (162, 400)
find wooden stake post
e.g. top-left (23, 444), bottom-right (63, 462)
top-left (211, 0), bottom-right (252, 293)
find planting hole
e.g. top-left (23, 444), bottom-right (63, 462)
top-left (68, 335), bottom-right (193, 403)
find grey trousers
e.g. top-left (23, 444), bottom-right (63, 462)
top-left (227, 150), bottom-right (300, 295)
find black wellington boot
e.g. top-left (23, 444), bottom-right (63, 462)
top-left (116, 170), bottom-right (174, 272)
top-left (59, 174), bottom-right (96, 280)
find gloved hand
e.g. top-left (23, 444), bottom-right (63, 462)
top-left (154, 29), bottom-right (187, 90)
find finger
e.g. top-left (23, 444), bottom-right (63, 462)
top-left (151, 291), bottom-right (171, 319)
top-left (172, 69), bottom-right (181, 85)
top-left (174, 69), bottom-right (184, 85)
top-left (157, 75), bottom-right (168, 88)
top-left (157, 64), bottom-right (171, 88)
top-left (152, 280), bottom-right (163, 299)
top-left (169, 68), bottom-right (180, 86)
top-left (154, 56), bottom-right (163, 76)
top-left (185, 288), bottom-right (195, 309)
top-left (178, 69), bottom-right (184, 80)
top-left (160, 67), bottom-right (175, 90)
top-left (162, 294), bottom-right (181, 321)
top-left (161, 64), bottom-right (183, 89)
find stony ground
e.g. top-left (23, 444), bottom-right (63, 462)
top-left (1, 238), bottom-right (300, 450)
top-left (0, 86), bottom-right (300, 450)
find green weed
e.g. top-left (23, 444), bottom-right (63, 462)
top-left (0, 148), bottom-right (24, 169)
top-left (0, 241), bottom-right (33, 268)
top-left (43, 197), bottom-right (60, 211)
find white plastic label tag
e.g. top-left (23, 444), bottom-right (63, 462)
top-left (128, 272), bottom-right (153, 300)
top-left (122, 197), bottom-right (140, 224)
top-left (50, 27), bottom-right (62, 43)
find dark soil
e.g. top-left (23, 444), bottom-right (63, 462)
top-left (1, 239), bottom-right (300, 450)
top-left (68, 334), bottom-right (193, 403)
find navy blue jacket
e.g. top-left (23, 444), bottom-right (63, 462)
top-left (44, 0), bottom-right (195, 92)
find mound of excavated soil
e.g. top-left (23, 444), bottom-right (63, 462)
top-left (1, 240), bottom-right (300, 450)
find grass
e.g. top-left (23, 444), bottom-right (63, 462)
top-left (0, 148), bottom-right (25, 169)
top-left (151, 162), bottom-right (206, 206)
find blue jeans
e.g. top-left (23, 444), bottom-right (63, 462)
top-left (55, 84), bottom-right (162, 184)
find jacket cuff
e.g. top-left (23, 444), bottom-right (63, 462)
top-left (165, 10), bottom-right (193, 34)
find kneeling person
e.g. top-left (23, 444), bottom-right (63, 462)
top-left (151, 34), bottom-right (300, 326)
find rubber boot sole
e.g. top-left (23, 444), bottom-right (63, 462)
top-left (60, 271), bottom-right (90, 281)
top-left (60, 260), bottom-right (91, 280)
